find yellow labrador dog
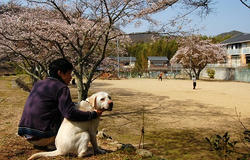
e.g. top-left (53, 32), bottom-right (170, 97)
top-left (28, 91), bottom-right (113, 160)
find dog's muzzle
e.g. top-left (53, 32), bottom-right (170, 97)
top-left (108, 101), bottom-right (113, 111)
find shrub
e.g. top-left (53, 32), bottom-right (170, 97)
top-left (205, 132), bottom-right (237, 159)
top-left (207, 68), bottom-right (215, 79)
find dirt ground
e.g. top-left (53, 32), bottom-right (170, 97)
top-left (91, 78), bottom-right (250, 132)
top-left (0, 76), bottom-right (249, 160)
top-left (89, 78), bottom-right (250, 159)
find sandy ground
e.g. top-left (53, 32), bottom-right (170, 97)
top-left (91, 78), bottom-right (250, 132)
top-left (0, 76), bottom-right (249, 159)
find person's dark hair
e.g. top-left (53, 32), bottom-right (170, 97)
top-left (49, 58), bottom-right (73, 81)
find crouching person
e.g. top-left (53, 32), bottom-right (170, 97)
top-left (18, 58), bottom-right (102, 150)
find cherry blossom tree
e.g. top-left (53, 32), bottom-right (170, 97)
top-left (0, 4), bottom-right (128, 100)
top-left (170, 36), bottom-right (227, 79)
top-left (0, 4), bottom-right (47, 83)
top-left (0, 0), bottom-right (214, 100)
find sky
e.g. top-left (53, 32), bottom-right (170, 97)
top-left (121, 0), bottom-right (250, 36)
top-left (1, 0), bottom-right (250, 36)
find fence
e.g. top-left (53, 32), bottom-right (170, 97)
top-left (201, 67), bottom-right (250, 82)
top-left (117, 66), bottom-right (250, 82)
top-left (235, 68), bottom-right (250, 82)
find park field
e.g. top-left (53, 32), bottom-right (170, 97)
top-left (0, 76), bottom-right (249, 160)
top-left (91, 78), bottom-right (250, 130)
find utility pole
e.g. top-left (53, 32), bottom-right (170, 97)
top-left (130, 56), bottom-right (132, 78)
top-left (117, 39), bottom-right (120, 78)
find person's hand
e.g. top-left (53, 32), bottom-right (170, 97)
top-left (95, 109), bottom-right (103, 116)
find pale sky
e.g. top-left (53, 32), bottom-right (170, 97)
top-left (1, 0), bottom-right (250, 36)
top-left (121, 0), bottom-right (250, 36)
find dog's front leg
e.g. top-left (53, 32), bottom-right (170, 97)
top-left (89, 132), bottom-right (106, 155)
top-left (77, 132), bottom-right (90, 157)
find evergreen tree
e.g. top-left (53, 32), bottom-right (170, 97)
top-left (127, 38), bottom-right (178, 72)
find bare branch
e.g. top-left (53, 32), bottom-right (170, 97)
top-left (240, 0), bottom-right (250, 9)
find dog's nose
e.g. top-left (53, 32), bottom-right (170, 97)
top-left (109, 101), bottom-right (113, 107)
top-left (108, 101), bottom-right (113, 111)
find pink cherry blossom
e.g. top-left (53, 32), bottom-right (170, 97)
top-left (170, 36), bottom-right (227, 79)
top-left (0, 0), bottom-right (214, 100)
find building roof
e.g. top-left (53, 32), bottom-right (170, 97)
top-left (112, 57), bottom-right (136, 62)
top-left (221, 33), bottom-right (250, 45)
top-left (128, 32), bottom-right (160, 43)
top-left (148, 56), bottom-right (169, 61)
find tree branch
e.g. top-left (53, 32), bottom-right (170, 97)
top-left (240, 0), bottom-right (250, 9)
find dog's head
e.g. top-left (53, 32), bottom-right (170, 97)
top-left (86, 91), bottom-right (113, 111)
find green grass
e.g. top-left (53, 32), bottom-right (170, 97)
top-left (144, 129), bottom-right (220, 160)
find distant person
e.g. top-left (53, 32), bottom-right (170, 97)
top-left (138, 73), bottom-right (142, 78)
top-left (18, 58), bottom-right (103, 150)
top-left (158, 72), bottom-right (163, 81)
top-left (192, 75), bottom-right (196, 89)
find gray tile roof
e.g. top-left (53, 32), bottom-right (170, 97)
top-left (221, 33), bottom-right (250, 44)
top-left (148, 56), bottom-right (169, 61)
top-left (128, 32), bottom-right (161, 43)
top-left (112, 57), bottom-right (136, 62)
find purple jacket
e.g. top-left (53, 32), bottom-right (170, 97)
top-left (18, 77), bottom-right (97, 138)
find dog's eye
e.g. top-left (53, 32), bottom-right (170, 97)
top-left (100, 98), bottom-right (105, 101)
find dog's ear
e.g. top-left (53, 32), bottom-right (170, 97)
top-left (87, 95), bottom-right (97, 108)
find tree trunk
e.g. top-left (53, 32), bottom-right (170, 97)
top-left (31, 75), bottom-right (38, 85)
top-left (75, 75), bottom-right (92, 101)
top-left (75, 75), bottom-right (85, 101)
top-left (196, 69), bottom-right (202, 80)
top-left (75, 60), bottom-right (88, 101)
top-left (31, 67), bottom-right (39, 85)
top-left (82, 79), bottom-right (89, 100)
top-left (184, 68), bottom-right (192, 79)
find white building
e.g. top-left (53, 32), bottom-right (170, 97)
top-left (221, 33), bottom-right (250, 67)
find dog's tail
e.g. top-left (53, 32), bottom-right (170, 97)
top-left (28, 150), bottom-right (62, 160)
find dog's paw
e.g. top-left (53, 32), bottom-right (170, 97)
top-left (94, 148), bottom-right (106, 155)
